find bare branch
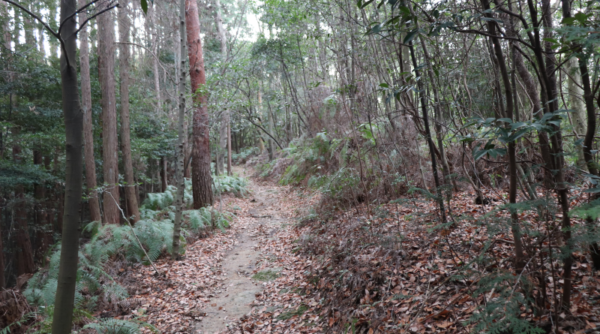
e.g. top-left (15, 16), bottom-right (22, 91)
top-left (73, 3), bottom-right (119, 37)
top-left (1, 0), bottom-right (59, 39)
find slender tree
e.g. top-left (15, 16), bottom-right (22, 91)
top-left (172, 0), bottom-right (187, 259)
top-left (215, 0), bottom-right (230, 175)
top-left (119, 0), bottom-right (140, 222)
top-left (52, 0), bottom-right (84, 330)
top-left (561, 0), bottom-right (600, 270)
top-left (98, 4), bottom-right (120, 224)
top-left (482, 0), bottom-right (525, 270)
top-left (79, 0), bottom-right (101, 223)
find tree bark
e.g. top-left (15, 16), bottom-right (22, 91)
top-left (215, 0), bottom-right (230, 175)
top-left (566, 58), bottom-right (587, 167)
top-left (51, 0), bottom-right (84, 331)
top-left (119, 0), bottom-right (140, 222)
top-left (98, 6), bottom-right (120, 224)
top-left (79, 0), bottom-right (101, 223)
top-left (160, 156), bottom-right (168, 192)
top-left (173, 0), bottom-right (187, 258)
top-left (186, 0), bottom-right (213, 208)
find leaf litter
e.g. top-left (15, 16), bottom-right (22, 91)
top-left (107, 170), bottom-right (600, 334)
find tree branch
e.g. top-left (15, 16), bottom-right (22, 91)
top-left (73, 3), bottom-right (119, 37)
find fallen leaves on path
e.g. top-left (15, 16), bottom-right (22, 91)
top-left (107, 172), bottom-right (600, 334)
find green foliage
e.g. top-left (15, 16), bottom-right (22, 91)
top-left (184, 207), bottom-right (231, 233)
top-left (83, 318), bottom-right (157, 334)
top-left (280, 134), bottom-right (344, 186)
top-left (213, 174), bottom-right (249, 197)
top-left (231, 147), bottom-right (259, 164)
top-left (468, 272), bottom-right (545, 334)
top-left (0, 160), bottom-right (58, 190)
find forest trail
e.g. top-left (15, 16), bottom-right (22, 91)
top-left (123, 166), bottom-right (319, 334)
top-left (194, 167), bottom-right (288, 333)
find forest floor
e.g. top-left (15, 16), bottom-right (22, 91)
top-left (112, 166), bottom-right (323, 333)
top-left (109, 166), bottom-right (600, 334)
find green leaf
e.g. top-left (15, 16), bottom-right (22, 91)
top-left (141, 0), bottom-right (148, 14)
top-left (510, 121), bottom-right (527, 130)
top-left (404, 29), bottom-right (419, 43)
top-left (574, 12), bottom-right (588, 24)
top-left (503, 128), bottom-right (529, 143)
top-left (562, 17), bottom-right (576, 25)
top-left (398, 5), bottom-right (410, 16)
top-left (584, 188), bottom-right (600, 193)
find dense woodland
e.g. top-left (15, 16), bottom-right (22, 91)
top-left (2, 0), bottom-right (600, 332)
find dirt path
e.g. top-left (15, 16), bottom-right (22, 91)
top-left (121, 167), bottom-right (320, 334)
top-left (193, 168), bottom-right (290, 333)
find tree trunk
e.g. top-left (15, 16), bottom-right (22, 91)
top-left (161, 156), bottom-right (168, 192)
top-left (119, 0), bottom-right (140, 222)
top-left (98, 6), bottom-right (120, 224)
top-left (51, 0), bottom-right (84, 331)
top-left (186, 0), bottom-right (213, 208)
top-left (482, 0), bottom-right (525, 270)
top-left (79, 0), bottom-right (101, 223)
top-left (150, 4), bottom-right (161, 110)
top-left (566, 58), bottom-right (586, 167)
top-left (215, 0), bottom-right (229, 175)
top-left (407, 3), bottom-right (446, 225)
top-left (561, 0), bottom-right (600, 271)
top-left (173, 0), bottom-right (187, 258)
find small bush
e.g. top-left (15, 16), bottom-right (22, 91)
top-left (213, 174), bottom-right (249, 197)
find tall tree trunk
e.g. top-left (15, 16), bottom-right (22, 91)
top-left (406, 3), bottom-right (446, 225)
top-left (79, 0), bottom-right (101, 223)
top-left (119, 0), bottom-right (140, 222)
top-left (214, 0), bottom-right (231, 175)
top-left (98, 6), bottom-right (120, 224)
top-left (482, 0), bottom-right (525, 270)
top-left (52, 0), bottom-right (84, 331)
top-left (528, 0), bottom-right (573, 309)
top-left (150, 4), bottom-right (161, 111)
top-left (186, 0), bottom-right (213, 208)
top-left (418, 35), bottom-right (456, 194)
top-left (173, 0), bottom-right (187, 258)
top-left (160, 156), bottom-right (168, 192)
top-left (561, 0), bottom-right (600, 271)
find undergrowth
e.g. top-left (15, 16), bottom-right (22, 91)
top-left (270, 133), bottom-right (410, 216)
top-left (231, 147), bottom-right (259, 164)
top-left (18, 174), bottom-right (247, 333)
